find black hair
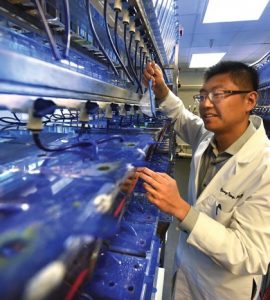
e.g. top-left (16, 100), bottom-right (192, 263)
top-left (204, 61), bottom-right (259, 91)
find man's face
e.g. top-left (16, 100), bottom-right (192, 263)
top-left (199, 73), bottom-right (254, 135)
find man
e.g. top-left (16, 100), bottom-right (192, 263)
top-left (137, 61), bottom-right (270, 299)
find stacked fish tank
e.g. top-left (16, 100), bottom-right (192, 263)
top-left (0, 0), bottom-right (178, 299)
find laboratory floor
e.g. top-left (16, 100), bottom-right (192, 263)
top-left (162, 157), bottom-right (191, 300)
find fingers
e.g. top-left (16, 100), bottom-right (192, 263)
top-left (138, 172), bottom-right (161, 190)
top-left (143, 182), bottom-right (159, 198)
top-left (143, 62), bottom-right (154, 80)
top-left (143, 62), bottom-right (163, 85)
top-left (136, 167), bottom-right (167, 178)
top-left (136, 167), bottom-right (167, 185)
top-left (156, 172), bottom-right (169, 178)
top-left (143, 183), bottom-right (161, 207)
top-left (143, 71), bottom-right (153, 87)
top-left (152, 63), bottom-right (163, 79)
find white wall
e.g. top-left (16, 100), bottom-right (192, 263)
top-left (175, 70), bottom-right (204, 149)
top-left (177, 69), bottom-right (205, 112)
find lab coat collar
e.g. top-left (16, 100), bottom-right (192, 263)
top-left (234, 115), bottom-right (267, 164)
top-left (196, 115), bottom-right (267, 204)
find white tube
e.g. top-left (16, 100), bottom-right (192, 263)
top-left (129, 20), bottom-right (135, 33)
top-left (135, 31), bottom-right (140, 42)
top-left (114, 0), bottom-right (122, 12)
top-left (122, 9), bottom-right (130, 24)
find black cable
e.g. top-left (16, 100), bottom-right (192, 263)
top-left (0, 125), bottom-right (20, 132)
top-left (114, 10), bottom-right (120, 54)
top-left (145, 123), bottom-right (170, 161)
top-left (139, 47), bottom-right (143, 83)
top-left (85, 0), bottom-right (119, 76)
top-left (128, 31), bottom-right (134, 57)
top-left (63, 0), bottom-right (71, 58)
top-left (142, 52), bottom-right (146, 78)
top-left (136, 47), bottom-right (143, 93)
top-left (34, 0), bottom-right (61, 61)
top-left (68, 109), bottom-right (78, 118)
top-left (96, 135), bottom-right (124, 144)
top-left (12, 112), bottom-right (20, 122)
top-left (134, 41), bottom-right (139, 75)
top-left (60, 108), bottom-right (65, 119)
top-left (48, 115), bottom-right (77, 122)
top-left (32, 131), bottom-right (97, 152)
top-left (0, 117), bottom-right (27, 126)
top-left (103, 0), bottom-right (134, 84)
top-left (123, 23), bottom-right (143, 93)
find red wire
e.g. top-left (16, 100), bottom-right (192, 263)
top-left (262, 286), bottom-right (270, 300)
top-left (114, 178), bottom-right (138, 218)
top-left (114, 197), bottom-right (126, 218)
top-left (65, 268), bottom-right (89, 300)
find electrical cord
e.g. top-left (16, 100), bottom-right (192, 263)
top-left (68, 109), bottom-right (79, 119)
top-left (96, 135), bottom-right (124, 144)
top-left (63, 0), bottom-right (71, 58)
top-left (123, 23), bottom-right (143, 93)
top-left (114, 10), bottom-right (120, 54)
top-left (128, 31), bottom-right (134, 57)
top-left (103, 0), bottom-right (134, 84)
top-left (32, 130), bottom-right (123, 155)
top-left (134, 40), bottom-right (139, 75)
top-left (85, 0), bottom-right (119, 76)
top-left (136, 46), bottom-right (143, 93)
top-left (146, 53), bottom-right (150, 64)
top-left (145, 123), bottom-right (170, 161)
top-left (0, 116), bottom-right (27, 126)
top-left (139, 46), bottom-right (143, 83)
top-left (32, 131), bottom-right (97, 152)
top-left (0, 124), bottom-right (21, 132)
top-left (34, 0), bottom-right (61, 61)
top-left (78, 122), bottom-right (89, 136)
top-left (47, 111), bottom-right (78, 123)
top-left (142, 53), bottom-right (147, 84)
top-left (12, 112), bottom-right (20, 122)
top-left (141, 51), bottom-right (146, 81)
top-left (65, 268), bottom-right (90, 300)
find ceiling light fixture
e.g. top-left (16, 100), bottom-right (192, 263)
top-left (203, 0), bottom-right (269, 23)
top-left (189, 53), bottom-right (226, 68)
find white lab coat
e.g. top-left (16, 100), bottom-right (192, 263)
top-left (160, 91), bottom-right (270, 300)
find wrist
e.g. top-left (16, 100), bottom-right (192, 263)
top-left (155, 85), bottom-right (170, 102)
top-left (176, 206), bottom-right (199, 233)
top-left (174, 200), bottom-right (191, 222)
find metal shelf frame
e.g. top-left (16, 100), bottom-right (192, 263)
top-left (0, 48), bottom-right (140, 103)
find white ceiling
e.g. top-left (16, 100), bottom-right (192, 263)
top-left (176, 0), bottom-right (270, 86)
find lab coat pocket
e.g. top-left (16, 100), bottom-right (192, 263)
top-left (214, 197), bottom-right (237, 227)
top-left (215, 207), bottom-right (234, 226)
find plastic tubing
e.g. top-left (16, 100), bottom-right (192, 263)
top-left (85, 0), bottom-right (119, 76)
top-left (104, 0), bottom-right (134, 83)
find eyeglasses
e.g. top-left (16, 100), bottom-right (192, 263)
top-left (193, 90), bottom-right (252, 103)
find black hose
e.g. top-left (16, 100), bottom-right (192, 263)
top-left (85, 0), bottom-right (119, 76)
top-left (114, 10), bottom-right (120, 54)
top-left (32, 131), bottom-right (97, 152)
top-left (142, 52), bottom-right (146, 77)
top-left (96, 135), bottom-right (124, 144)
top-left (139, 47), bottom-right (143, 84)
top-left (128, 32), bottom-right (134, 57)
top-left (134, 41), bottom-right (139, 75)
top-left (34, 0), bottom-right (61, 61)
top-left (123, 23), bottom-right (143, 93)
top-left (12, 112), bottom-right (20, 122)
top-left (0, 125), bottom-right (20, 132)
top-left (0, 117), bottom-right (26, 126)
top-left (103, 0), bottom-right (134, 83)
top-left (63, 0), bottom-right (71, 58)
